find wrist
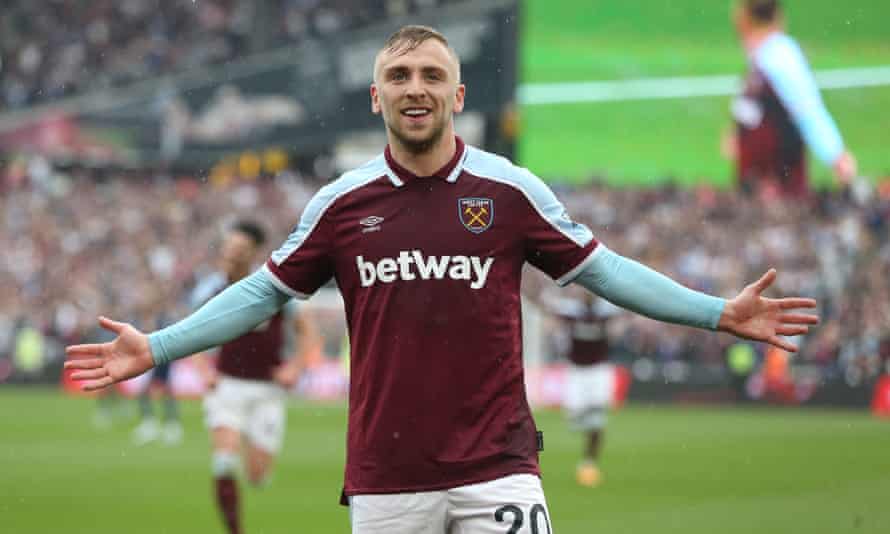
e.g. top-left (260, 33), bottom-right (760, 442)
top-left (147, 333), bottom-right (165, 366)
top-left (716, 299), bottom-right (736, 332)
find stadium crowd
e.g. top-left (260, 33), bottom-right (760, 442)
top-left (2, 159), bottom-right (889, 387)
top-left (0, 0), bottom-right (458, 110)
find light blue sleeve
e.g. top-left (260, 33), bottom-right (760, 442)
top-left (757, 35), bottom-right (844, 165)
top-left (572, 247), bottom-right (726, 330)
top-left (148, 269), bottom-right (290, 365)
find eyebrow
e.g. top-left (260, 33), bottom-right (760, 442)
top-left (384, 65), bottom-right (448, 77)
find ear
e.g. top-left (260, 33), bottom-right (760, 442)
top-left (370, 84), bottom-right (381, 114)
top-left (453, 84), bottom-right (466, 114)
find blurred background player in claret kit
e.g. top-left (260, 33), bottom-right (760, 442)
top-left (190, 220), bottom-right (321, 534)
top-left (546, 288), bottom-right (621, 488)
top-left (724, 0), bottom-right (857, 198)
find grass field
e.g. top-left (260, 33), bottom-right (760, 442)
top-left (519, 0), bottom-right (890, 185)
top-left (3, 387), bottom-right (889, 533)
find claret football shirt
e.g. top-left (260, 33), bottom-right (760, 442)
top-left (264, 137), bottom-right (599, 496)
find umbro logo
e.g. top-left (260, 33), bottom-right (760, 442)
top-left (360, 215), bottom-right (384, 234)
top-left (360, 216), bottom-right (384, 227)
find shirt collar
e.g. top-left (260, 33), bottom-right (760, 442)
top-left (383, 136), bottom-right (467, 187)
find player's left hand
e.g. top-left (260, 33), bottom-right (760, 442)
top-left (64, 317), bottom-right (155, 391)
top-left (717, 269), bottom-right (819, 352)
top-left (273, 362), bottom-right (302, 389)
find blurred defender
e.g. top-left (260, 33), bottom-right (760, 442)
top-left (724, 0), bottom-right (856, 197)
top-left (192, 221), bottom-right (320, 534)
top-left (67, 26), bottom-right (819, 534)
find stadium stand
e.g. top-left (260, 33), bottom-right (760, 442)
top-left (0, 0), bottom-right (460, 110)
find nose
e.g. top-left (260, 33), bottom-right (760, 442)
top-left (405, 74), bottom-right (425, 98)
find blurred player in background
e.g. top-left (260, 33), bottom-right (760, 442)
top-left (548, 289), bottom-right (621, 488)
top-left (132, 293), bottom-right (183, 445)
top-left (89, 305), bottom-right (128, 429)
top-left (131, 360), bottom-right (182, 444)
top-left (723, 0), bottom-right (856, 197)
top-left (66, 26), bottom-right (819, 533)
top-left (191, 220), bottom-right (321, 534)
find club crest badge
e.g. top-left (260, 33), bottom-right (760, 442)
top-left (458, 197), bottom-right (494, 234)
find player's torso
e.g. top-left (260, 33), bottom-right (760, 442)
top-left (326, 172), bottom-right (530, 343)
top-left (328, 171), bottom-right (540, 491)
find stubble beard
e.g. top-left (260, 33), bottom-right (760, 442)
top-left (388, 113), bottom-right (448, 155)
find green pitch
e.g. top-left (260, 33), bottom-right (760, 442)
top-left (519, 0), bottom-right (890, 186)
top-left (3, 388), bottom-right (889, 533)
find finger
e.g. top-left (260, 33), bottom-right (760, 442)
top-left (66, 344), bottom-right (106, 357)
top-left (83, 376), bottom-right (115, 392)
top-left (775, 298), bottom-right (817, 310)
top-left (64, 358), bottom-right (104, 370)
top-left (775, 325), bottom-right (809, 337)
top-left (778, 312), bottom-right (820, 325)
top-left (98, 316), bottom-right (127, 334)
top-left (767, 336), bottom-right (798, 353)
top-left (750, 268), bottom-right (777, 294)
top-left (71, 368), bottom-right (108, 380)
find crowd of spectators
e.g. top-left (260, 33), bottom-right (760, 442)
top-left (0, 0), bottom-right (458, 111)
top-left (2, 159), bottom-right (889, 390)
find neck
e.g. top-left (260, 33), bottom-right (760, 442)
top-left (744, 24), bottom-right (780, 52)
top-left (387, 128), bottom-right (457, 177)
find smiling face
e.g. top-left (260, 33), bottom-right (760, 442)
top-left (371, 35), bottom-right (465, 155)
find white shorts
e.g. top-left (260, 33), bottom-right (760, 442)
top-left (350, 474), bottom-right (552, 534)
top-left (564, 362), bottom-right (614, 431)
top-left (203, 376), bottom-right (287, 454)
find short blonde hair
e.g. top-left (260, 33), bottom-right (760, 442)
top-left (374, 25), bottom-right (460, 81)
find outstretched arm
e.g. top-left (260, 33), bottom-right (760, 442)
top-left (571, 247), bottom-right (817, 352)
top-left (65, 269), bottom-right (290, 391)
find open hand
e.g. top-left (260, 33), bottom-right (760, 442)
top-left (718, 269), bottom-right (819, 352)
top-left (64, 317), bottom-right (155, 391)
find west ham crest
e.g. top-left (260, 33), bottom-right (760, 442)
top-left (458, 197), bottom-right (494, 234)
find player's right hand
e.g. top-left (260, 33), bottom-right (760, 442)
top-left (833, 151), bottom-right (857, 185)
top-left (64, 317), bottom-right (155, 391)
